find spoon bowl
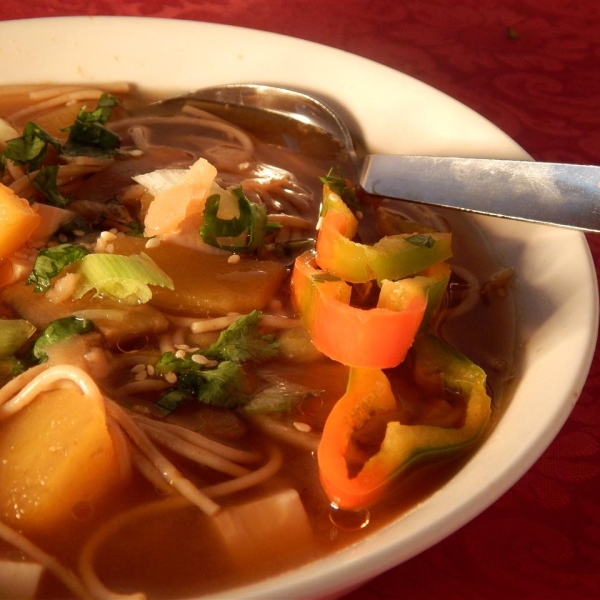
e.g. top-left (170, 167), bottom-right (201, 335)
top-left (138, 83), bottom-right (600, 233)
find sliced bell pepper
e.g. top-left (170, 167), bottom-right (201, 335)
top-left (317, 330), bottom-right (492, 510)
top-left (291, 252), bottom-right (450, 369)
top-left (315, 186), bottom-right (453, 284)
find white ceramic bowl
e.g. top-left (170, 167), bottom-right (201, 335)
top-left (0, 16), bottom-right (597, 600)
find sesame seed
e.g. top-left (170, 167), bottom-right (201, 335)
top-left (227, 254), bottom-right (241, 264)
top-left (165, 372), bottom-right (178, 384)
top-left (131, 363), bottom-right (146, 373)
top-left (101, 231), bottom-right (117, 241)
top-left (145, 237), bottom-right (161, 249)
top-left (147, 365), bottom-right (155, 376)
top-left (175, 350), bottom-right (186, 359)
top-left (134, 370), bottom-right (148, 381)
top-left (293, 422), bottom-right (312, 433)
top-left (191, 354), bottom-right (209, 365)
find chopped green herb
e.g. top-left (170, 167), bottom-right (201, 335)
top-left (244, 373), bottom-right (320, 414)
top-left (27, 243), bottom-right (90, 293)
top-left (405, 233), bottom-right (435, 248)
top-left (0, 357), bottom-right (28, 386)
top-left (32, 165), bottom-right (71, 207)
top-left (312, 272), bottom-right (342, 283)
top-left (203, 310), bottom-right (279, 363)
top-left (270, 238), bottom-right (316, 260)
top-left (62, 93), bottom-right (121, 156)
top-left (155, 354), bottom-right (251, 409)
top-left (1, 122), bottom-right (61, 171)
top-left (125, 221), bottom-right (145, 237)
top-left (32, 316), bottom-right (94, 363)
top-left (320, 167), bottom-right (358, 209)
top-left (154, 311), bottom-right (279, 412)
top-left (200, 188), bottom-right (281, 253)
top-left (155, 389), bottom-right (192, 416)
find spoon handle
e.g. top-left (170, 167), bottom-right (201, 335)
top-left (359, 155), bottom-right (600, 233)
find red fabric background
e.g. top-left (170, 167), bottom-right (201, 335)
top-left (1, 2), bottom-right (599, 599)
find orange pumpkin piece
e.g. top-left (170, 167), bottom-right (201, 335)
top-left (111, 236), bottom-right (287, 317)
top-left (0, 386), bottom-right (123, 535)
top-left (0, 184), bottom-right (41, 259)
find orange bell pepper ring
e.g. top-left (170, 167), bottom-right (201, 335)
top-left (291, 250), bottom-right (428, 369)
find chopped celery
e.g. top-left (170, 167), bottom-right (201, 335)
top-left (72, 252), bottom-right (174, 304)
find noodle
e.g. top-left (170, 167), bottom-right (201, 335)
top-left (78, 497), bottom-right (189, 600)
top-left (139, 421), bottom-right (252, 478)
top-left (104, 400), bottom-right (221, 516)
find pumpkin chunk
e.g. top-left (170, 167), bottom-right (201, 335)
top-left (0, 184), bottom-right (41, 260)
top-left (111, 236), bottom-right (287, 316)
top-left (0, 386), bottom-right (122, 535)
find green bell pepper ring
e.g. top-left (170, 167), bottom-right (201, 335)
top-left (315, 185), bottom-right (453, 284)
top-left (317, 330), bottom-right (492, 510)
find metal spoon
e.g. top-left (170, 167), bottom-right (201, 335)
top-left (139, 83), bottom-right (600, 233)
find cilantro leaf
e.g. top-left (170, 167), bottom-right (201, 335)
top-left (154, 311), bottom-right (279, 412)
top-left (27, 243), bottom-right (90, 293)
top-left (155, 389), bottom-right (192, 416)
top-left (195, 361), bottom-right (252, 407)
top-left (2, 122), bottom-right (61, 171)
top-left (405, 234), bottom-right (435, 248)
top-left (62, 93), bottom-right (121, 156)
top-left (320, 167), bottom-right (358, 208)
top-left (32, 165), bottom-right (71, 207)
top-left (155, 354), bottom-right (251, 409)
top-left (244, 372), bottom-right (320, 414)
top-left (200, 188), bottom-right (280, 253)
top-left (32, 316), bottom-right (94, 362)
top-left (203, 310), bottom-right (279, 363)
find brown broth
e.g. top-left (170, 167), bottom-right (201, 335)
top-left (0, 86), bottom-right (518, 598)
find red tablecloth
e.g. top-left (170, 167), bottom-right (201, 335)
top-left (1, 2), bottom-right (599, 599)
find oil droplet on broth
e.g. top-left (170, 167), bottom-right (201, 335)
top-left (329, 504), bottom-right (370, 531)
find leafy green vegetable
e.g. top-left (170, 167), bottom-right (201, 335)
top-left (243, 373), bottom-right (320, 414)
top-left (154, 311), bottom-right (279, 413)
top-left (200, 188), bottom-right (281, 253)
top-left (155, 389), bottom-right (192, 416)
top-left (320, 167), bottom-right (358, 209)
top-left (1, 122), bottom-right (61, 171)
top-left (27, 243), bottom-right (90, 293)
top-left (155, 356), bottom-right (251, 410)
top-left (204, 310), bottom-right (279, 363)
top-left (32, 165), bottom-right (71, 207)
top-left (72, 252), bottom-right (174, 304)
top-left (405, 233), bottom-right (435, 248)
top-left (62, 93), bottom-right (121, 156)
top-left (32, 316), bottom-right (94, 362)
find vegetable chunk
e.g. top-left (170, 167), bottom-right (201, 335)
top-left (110, 236), bottom-right (287, 316)
top-left (212, 488), bottom-right (314, 570)
top-left (0, 386), bottom-right (122, 535)
top-left (0, 184), bottom-right (41, 259)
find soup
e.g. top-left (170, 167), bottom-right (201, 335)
top-left (0, 84), bottom-right (517, 598)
